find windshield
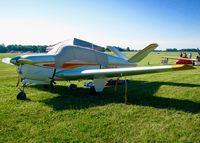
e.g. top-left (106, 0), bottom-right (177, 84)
top-left (47, 45), bottom-right (61, 54)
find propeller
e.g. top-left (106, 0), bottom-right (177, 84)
top-left (1, 58), bottom-right (13, 65)
top-left (2, 56), bottom-right (34, 66)
top-left (2, 57), bottom-right (28, 87)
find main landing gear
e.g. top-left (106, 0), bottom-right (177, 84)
top-left (89, 86), bottom-right (102, 95)
top-left (89, 86), bottom-right (95, 95)
top-left (17, 81), bottom-right (26, 100)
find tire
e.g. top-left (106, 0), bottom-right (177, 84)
top-left (17, 92), bottom-right (26, 100)
top-left (69, 84), bottom-right (77, 90)
top-left (89, 86), bottom-right (96, 95)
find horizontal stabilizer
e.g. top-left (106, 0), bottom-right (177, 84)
top-left (128, 43), bottom-right (158, 63)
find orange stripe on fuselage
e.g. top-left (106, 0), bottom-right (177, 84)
top-left (61, 63), bottom-right (98, 68)
top-left (42, 63), bottom-right (133, 69)
top-left (43, 63), bottom-right (55, 68)
top-left (43, 63), bottom-right (98, 69)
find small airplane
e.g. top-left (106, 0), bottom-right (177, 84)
top-left (162, 52), bottom-right (200, 65)
top-left (2, 38), bottom-right (195, 100)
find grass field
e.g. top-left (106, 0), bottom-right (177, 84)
top-left (0, 52), bottom-right (200, 142)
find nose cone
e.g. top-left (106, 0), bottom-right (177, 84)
top-left (10, 56), bottom-right (21, 65)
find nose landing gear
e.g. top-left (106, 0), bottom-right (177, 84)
top-left (17, 91), bottom-right (26, 100)
top-left (17, 80), bottom-right (27, 100)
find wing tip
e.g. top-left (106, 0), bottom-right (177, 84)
top-left (149, 43), bottom-right (159, 48)
top-left (172, 64), bottom-right (196, 70)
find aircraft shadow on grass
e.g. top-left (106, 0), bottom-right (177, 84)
top-left (33, 81), bottom-right (200, 113)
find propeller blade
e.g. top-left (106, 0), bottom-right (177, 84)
top-left (1, 58), bottom-right (13, 65)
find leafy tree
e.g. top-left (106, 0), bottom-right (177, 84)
top-left (166, 48), bottom-right (178, 52)
top-left (126, 47), bottom-right (130, 51)
top-left (1, 44), bottom-right (47, 53)
top-left (0, 44), bottom-right (7, 53)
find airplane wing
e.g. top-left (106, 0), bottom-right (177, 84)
top-left (162, 56), bottom-right (197, 61)
top-left (56, 65), bottom-right (195, 79)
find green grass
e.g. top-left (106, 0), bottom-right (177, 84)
top-left (0, 52), bottom-right (200, 143)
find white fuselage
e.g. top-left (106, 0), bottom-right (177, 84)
top-left (17, 52), bottom-right (136, 84)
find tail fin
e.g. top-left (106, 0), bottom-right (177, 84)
top-left (128, 43), bottom-right (158, 63)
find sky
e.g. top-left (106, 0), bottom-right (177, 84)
top-left (0, 0), bottom-right (200, 50)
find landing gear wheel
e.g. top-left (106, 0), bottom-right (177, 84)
top-left (17, 91), bottom-right (26, 100)
top-left (89, 86), bottom-right (95, 95)
top-left (69, 84), bottom-right (77, 90)
top-left (89, 86), bottom-right (97, 95)
top-left (43, 84), bottom-right (50, 89)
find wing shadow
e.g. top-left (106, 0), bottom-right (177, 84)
top-left (32, 81), bottom-right (200, 113)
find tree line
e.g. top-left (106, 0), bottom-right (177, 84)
top-left (106, 46), bottom-right (134, 52)
top-left (0, 44), bottom-right (47, 53)
top-left (0, 44), bottom-right (199, 53)
top-left (0, 44), bottom-right (133, 53)
top-left (166, 48), bottom-right (200, 52)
